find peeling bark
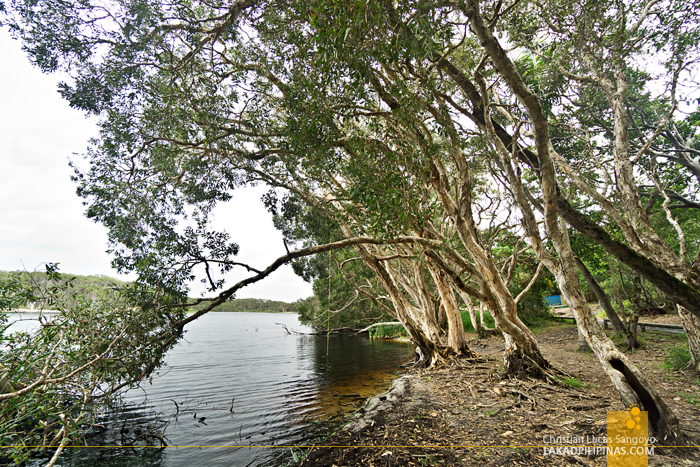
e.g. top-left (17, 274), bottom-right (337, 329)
top-left (437, 48), bottom-right (700, 322)
top-left (426, 258), bottom-right (471, 355)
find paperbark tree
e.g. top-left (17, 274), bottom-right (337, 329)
top-left (461, 0), bottom-right (689, 443)
top-left (503, 0), bottom-right (700, 367)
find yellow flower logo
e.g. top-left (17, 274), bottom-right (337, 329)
top-left (625, 405), bottom-right (642, 430)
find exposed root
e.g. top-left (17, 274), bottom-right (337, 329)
top-left (503, 351), bottom-right (570, 386)
top-left (477, 328), bottom-right (500, 339)
top-left (410, 346), bottom-right (480, 369)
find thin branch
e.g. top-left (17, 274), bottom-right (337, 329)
top-left (514, 262), bottom-right (545, 304)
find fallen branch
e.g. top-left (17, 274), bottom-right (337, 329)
top-left (356, 322), bottom-right (403, 334)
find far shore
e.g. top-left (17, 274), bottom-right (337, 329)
top-left (5, 308), bottom-right (297, 314)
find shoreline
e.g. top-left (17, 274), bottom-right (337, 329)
top-left (337, 372), bottom-right (433, 433)
top-left (297, 325), bottom-right (700, 466)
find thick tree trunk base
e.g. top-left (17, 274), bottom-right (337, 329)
top-left (503, 351), bottom-right (565, 384)
top-left (411, 346), bottom-right (448, 368)
top-left (625, 336), bottom-right (640, 351)
top-left (412, 345), bottom-right (478, 368)
top-left (577, 326), bottom-right (590, 352)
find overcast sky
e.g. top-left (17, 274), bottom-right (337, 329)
top-left (0, 29), bottom-right (313, 302)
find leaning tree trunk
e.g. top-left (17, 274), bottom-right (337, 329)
top-left (576, 322), bottom-right (589, 352)
top-left (463, 0), bottom-right (689, 441)
top-left (477, 285), bottom-right (553, 378)
top-left (479, 302), bottom-right (494, 331)
top-left (560, 276), bottom-right (687, 444)
top-left (626, 274), bottom-right (643, 351)
top-left (575, 256), bottom-right (626, 336)
top-left (458, 290), bottom-right (485, 338)
top-left (678, 305), bottom-right (700, 372)
top-left (576, 256), bottom-right (642, 350)
top-left (425, 152), bottom-right (552, 377)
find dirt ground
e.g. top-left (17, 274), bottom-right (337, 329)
top-left (298, 323), bottom-right (700, 466)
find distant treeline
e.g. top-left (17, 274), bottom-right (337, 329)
top-left (1, 269), bottom-right (315, 313)
top-left (189, 296), bottom-right (317, 313)
top-left (0, 269), bottom-right (128, 309)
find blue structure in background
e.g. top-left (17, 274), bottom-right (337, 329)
top-left (545, 295), bottom-right (563, 306)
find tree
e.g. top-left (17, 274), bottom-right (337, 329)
top-left (265, 192), bottom-right (397, 330)
top-left (0, 265), bottom-right (183, 465)
top-left (458, 0), bottom-right (692, 442)
top-left (4, 0), bottom-right (698, 443)
top-left (502, 0), bottom-right (700, 369)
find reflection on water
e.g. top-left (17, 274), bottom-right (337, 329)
top-left (8, 312), bottom-right (413, 467)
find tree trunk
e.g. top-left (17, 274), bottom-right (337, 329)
top-left (608, 255), bottom-right (629, 327)
top-left (554, 236), bottom-right (687, 444)
top-left (479, 302), bottom-right (493, 331)
top-left (678, 305), bottom-right (700, 372)
top-left (576, 323), bottom-right (589, 352)
top-left (464, 295), bottom-right (485, 338)
top-left (436, 303), bottom-right (448, 330)
top-left (626, 274), bottom-right (642, 351)
top-left (574, 256), bottom-right (625, 335)
top-left (464, 0), bottom-right (688, 443)
top-left (426, 258), bottom-right (471, 355)
top-left (437, 51), bottom-right (700, 322)
top-left (337, 225), bottom-right (446, 367)
top-left (425, 142), bottom-right (551, 376)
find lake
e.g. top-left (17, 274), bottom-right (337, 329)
top-left (6, 311), bottom-right (413, 466)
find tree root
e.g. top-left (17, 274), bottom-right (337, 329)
top-left (503, 352), bottom-right (571, 386)
top-left (477, 328), bottom-right (500, 339)
top-left (409, 345), bottom-right (480, 369)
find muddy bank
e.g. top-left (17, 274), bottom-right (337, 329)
top-left (299, 324), bottom-right (700, 466)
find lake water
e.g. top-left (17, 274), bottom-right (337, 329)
top-left (6, 311), bottom-right (413, 466)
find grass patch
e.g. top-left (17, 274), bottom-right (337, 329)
top-left (369, 324), bottom-right (408, 339)
top-left (664, 344), bottom-right (691, 371)
top-left (460, 309), bottom-right (496, 333)
top-left (679, 388), bottom-right (700, 407)
top-left (659, 333), bottom-right (689, 343)
top-left (553, 375), bottom-right (593, 389)
top-left (531, 318), bottom-right (576, 334)
top-left (459, 308), bottom-right (567, 335)
top-left (608, 331), bottom-right (647, 349)
top-left (563, 377), bottom-right (584, 388)
top-left (520, 312), bottom-right (559, 329)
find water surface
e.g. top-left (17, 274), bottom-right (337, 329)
top-left (7, 311), bottom-right (413, 466)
